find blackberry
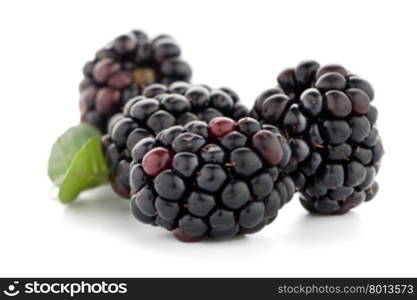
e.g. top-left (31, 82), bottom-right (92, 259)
top-left (79, 30), bottom-right (192, 132)
top-left (104, 83), bottom-right (249, 198)
top-left (130, 117), bottom-right (295, 241)
top-left (251, 61), bottom-right (384, 214)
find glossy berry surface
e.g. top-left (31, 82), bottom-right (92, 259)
top-left (80, 30), bottom-right (192, 133)
top-left (130, 117), bottom-right (295, 241)
top-left (142, 147), bottom-right (172, 177)
top-left (251, 61), bottom-right (384, 214)
top-left (208, 117), bottom-right (237, 138)
top-left (103, 83), bottom-right (249, 198)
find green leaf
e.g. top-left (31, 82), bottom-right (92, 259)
top-left (48, 123), bottom-right (101, 185)
top-left (47, 124), bottom-right (110, 203)
top-left (58, 136), bottom-right (109, 203)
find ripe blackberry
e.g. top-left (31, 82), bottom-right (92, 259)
top-left (79, 30), bottom-right (192, 132)
top-left (104, 83), bottom-right (249, 198)
top-left (130, 117), bottom-right (295, 241)
top-left (251, 61), bottom-right (384, 214)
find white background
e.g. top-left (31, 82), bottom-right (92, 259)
top-left (0, 0), bottom-right (416, 277)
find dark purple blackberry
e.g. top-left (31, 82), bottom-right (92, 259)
top-left (79, 30), bottom-right (192, 132)
top-left (251, 61), bottom-right (384, 214)
top-left (130, 117), bottom-right (294, 241)
top-left (104, 83), bottom-right (249, 198)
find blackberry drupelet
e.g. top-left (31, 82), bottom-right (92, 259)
top-left (103, 82), bottom-right (249, 198)
top-left (130, 117), bottom-right (295, 241)
top-left (79, 30), bottom-right (192, 132)
top-left (251, 61), bottom-right (384, 214)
